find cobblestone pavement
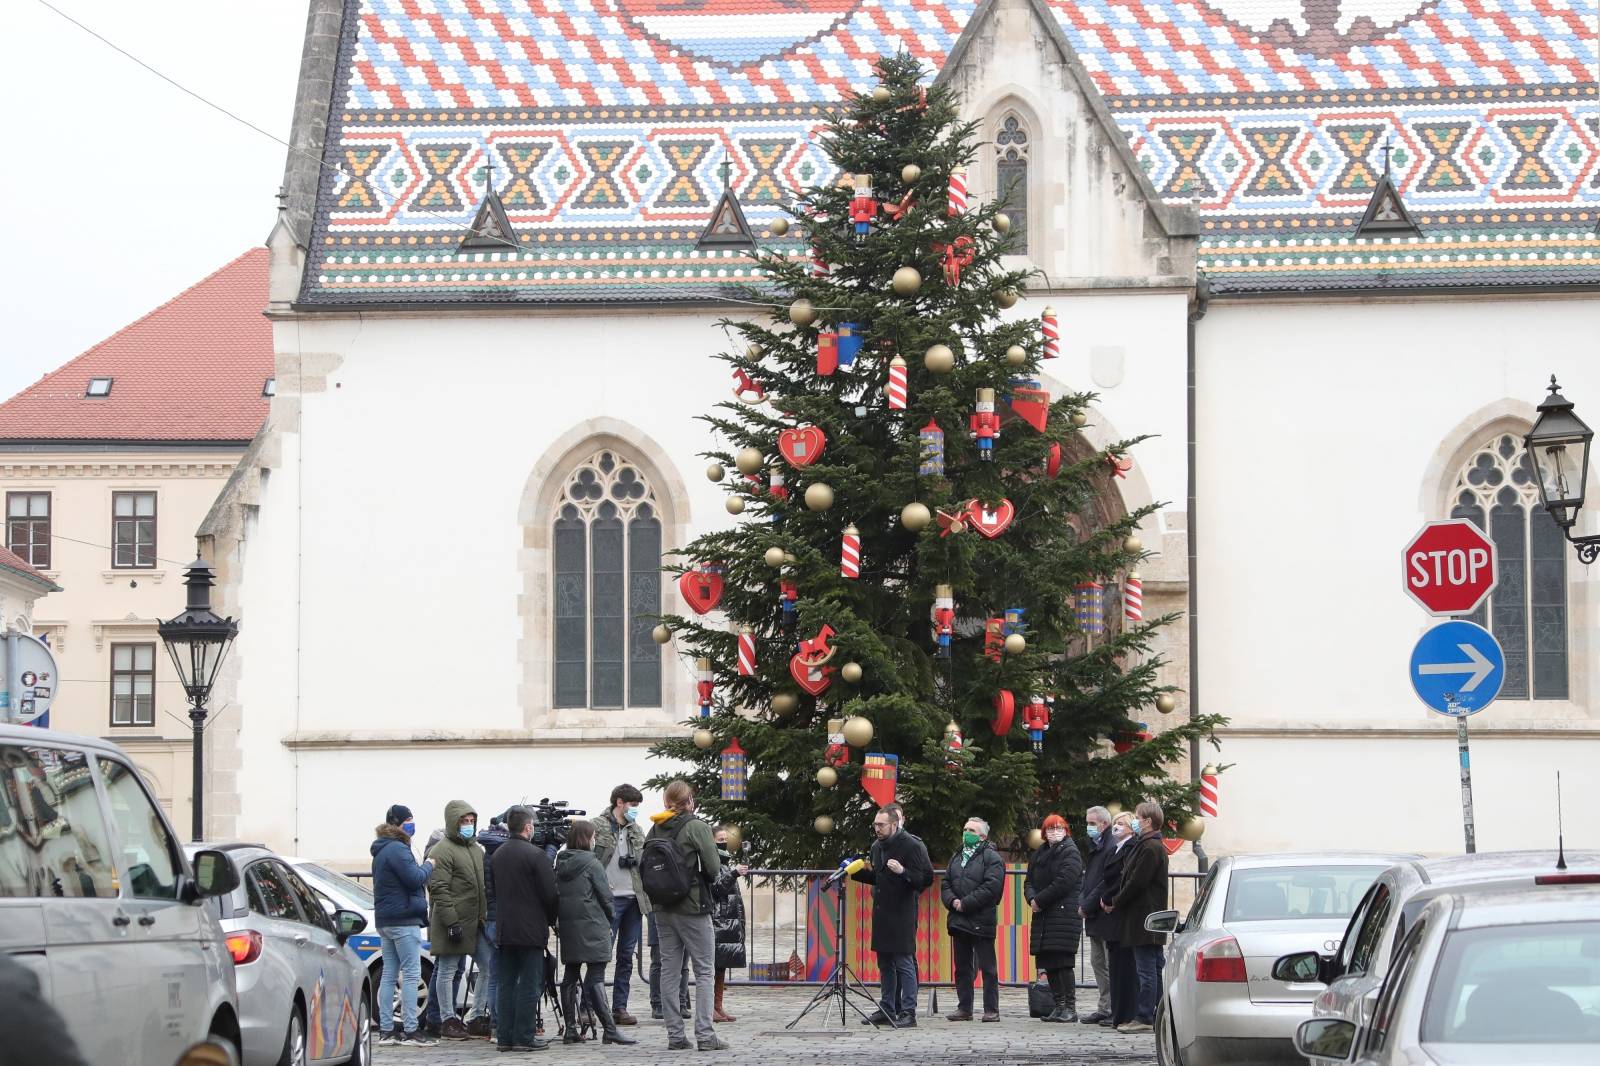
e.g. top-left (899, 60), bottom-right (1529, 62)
top-left (382, 985), bottom-right (1159, 1065)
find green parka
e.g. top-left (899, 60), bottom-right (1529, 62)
top-left (427, 799), bottom-right (487, 955)
top-left (555, 848), bottom-right (615, 964)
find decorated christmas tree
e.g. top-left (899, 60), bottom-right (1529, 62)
top-left (648, 54), bottom-right (1224, 868)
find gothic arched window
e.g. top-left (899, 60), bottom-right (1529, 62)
top-left (552, 450), bottom-right (662, 708)
top-left (996, 112), bottom-right (1030, 255)
top-left (1449, 432), bottom-right (1568, 699)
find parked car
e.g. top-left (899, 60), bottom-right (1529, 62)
top-left (1292, 883), bottom-right (1600, 1064)
top-left (284, 856), bottom-right (433, 1028)
top-left (185, 843), bottom-right (372, 1066)
top-left (1146, 851), bottom-right (1416, 1066)
top-left (0, 724), bottom-right (242, 1064)
top-left (1273, 849), bottom-right (1600, 1066)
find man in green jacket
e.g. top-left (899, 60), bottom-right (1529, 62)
top-left (646, 780), bottom-right (727, 1052)
top-left (428, 799), bottom-right (488, 1040)
top-left (592, 783), bottom-right (651, 1025)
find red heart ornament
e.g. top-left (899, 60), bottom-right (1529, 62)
top-left (965, 498), bottom-right (1015, 539)
top-left (991, 690), bottom-right (1015, 735)
top-left (678, 568), bottom-right (724, 615)
top-left (790, 652), bottom-right (833, 696)
top-left (777, 425), bottom-right (827, 468)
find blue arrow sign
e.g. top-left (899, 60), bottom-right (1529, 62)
top-left (1409, 620), bottom-right (1504, 717)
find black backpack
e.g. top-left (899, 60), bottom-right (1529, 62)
top-left (641, 818), bottom-right (694, 907)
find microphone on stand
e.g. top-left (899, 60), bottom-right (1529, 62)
top-left (825, 856), bottom-right (866, 887)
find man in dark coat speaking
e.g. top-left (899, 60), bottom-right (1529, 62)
top-left (853, 803), bottom-right (934, 1027)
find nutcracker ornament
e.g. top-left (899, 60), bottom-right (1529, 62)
top-left (849, 173), bottom-right (878, 238)
top-left (737, 626), bottom-right (757, 677)
top-left (778, 577), bottom-right (799, 631)
top-left (943, 721), bottom-right (965, 772)
top-left (984, 618), bottom-right (1005, 663)
top-left (1023, 695), bottom-right (1052, 755)
top-left (918, 419), bottom-right (945, 477)
top-left (932, 584), bottom-right (955, 658)
top-left (840, 524), bottom-right (861, 579)
top-left (720, 738), bottom-right (748, 802)
top-left (971, 388), bottom-right (1000, 460)
top-left (824, 718), bottom-right (849, 767)
top-left (696, 657), bottom-right (714, 718)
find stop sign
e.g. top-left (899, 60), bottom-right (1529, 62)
top-left (1403, 520), bottom-right (1498, 616)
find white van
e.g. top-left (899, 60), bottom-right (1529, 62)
top-left (0, 724), bottom-right (242, 1064)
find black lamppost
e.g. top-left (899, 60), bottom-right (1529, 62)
top-left (1526, 376), bottom-right (1600, 564)
top-left (158, 556), bottom-right (238, 841)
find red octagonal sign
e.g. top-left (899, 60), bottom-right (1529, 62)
top-left (1403, 520), bottom-right (1498, 616)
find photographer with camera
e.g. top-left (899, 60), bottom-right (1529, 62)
top-left (592, 784), bottom-right (648, 1026)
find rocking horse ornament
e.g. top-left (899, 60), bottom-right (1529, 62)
top-left (790, 623), bottom-right (837, 696)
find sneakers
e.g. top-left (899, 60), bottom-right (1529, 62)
top-left (400, 1030), bottom-right (439, 1047)
top-left (1118, 1020), bottom-right (1154, 1034)
top-left (895, 1013), bottom-right (917, 1028)
top-left (667, 1037), bottom-right (694, 1050)
top-left (377, 1028), bottom-right (402, 1047)
top-left (697, 1037), bottom-right (730, 1051)
top-left (861, 1009), bottom-right (891, 1026)
top-left (1079, 1011), bottom-right (1108, 1025)
top-left (981, 1011), bottom-right (1001, 1023)
top-left (440, 1017), bottom-right (472, 1040)
top-left (467, 1016), bottom-right (494, 1038)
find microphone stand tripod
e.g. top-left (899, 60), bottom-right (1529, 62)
top-left (785, 873), bottom-right (894, 1029)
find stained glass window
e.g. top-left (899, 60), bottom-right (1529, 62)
top-left (996, 113), bottom-right (1030, 255)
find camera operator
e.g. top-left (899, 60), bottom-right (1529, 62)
top-left (592, 784), bottom-right (649, 1026)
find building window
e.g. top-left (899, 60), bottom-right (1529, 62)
top-left (6, 492), bottom-right (50, 570)
top-left (1449, 432), bottom-right (1567, 699)
top-left (86, 377), bottom-right (113, 397)
top-left (110, 643), bottom-right (156, 726)
top-left (111, 492), bottom-right (157, 569)
top-left (262, 377), bottom-right (276, 398)
top-left (552, 450), bottom-right (662, 709)
top-left (996, 112), bottom-right (1030, 255)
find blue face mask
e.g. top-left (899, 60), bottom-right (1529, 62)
top-left (1086, 825), bottom-right (1100, 841)
top-left (460, 823), bottom-right (476, 840)
top-left (401, 821), bottom-right (416, 837)
top-left (624, 807), bottom-right (639, 823)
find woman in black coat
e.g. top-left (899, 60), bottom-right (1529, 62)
top-left (1096, 812), bottom-right (1142, 1027)
top-left (710, 827), bottom-right (748, 1024)
top-left (1025, 813), bottom-right (1085, 1022)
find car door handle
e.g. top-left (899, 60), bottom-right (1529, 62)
top-left (137, 915), bottom-right (157, 927)
top-left (293, 934), bottom-right (309, 946)
top-left (111, 914), bottom-right (132, 927)
top-left (325, 944), bottom-right (339, 956)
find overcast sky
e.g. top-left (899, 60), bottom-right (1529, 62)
top-left (1, 2), bottom-right (307, 401)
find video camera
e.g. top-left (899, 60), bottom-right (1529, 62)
top-left (530, 797), bottom-right (585, 848)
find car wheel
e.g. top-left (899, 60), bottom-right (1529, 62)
top-left (344, 989), bottom-right (372, 1066)
top-left (276, 1006), bottom-right (307, 1066)
top-left (1155, 997), bottom-right (1184, 1066)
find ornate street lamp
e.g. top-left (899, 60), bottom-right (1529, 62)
top-left (1525, 376), bottom-right (1600, 564)
top-left (158, 556), bottom-right (238, 840)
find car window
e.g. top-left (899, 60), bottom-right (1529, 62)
top-left (96, 757), bottom-right (180, 900)
top-left (1337, 882), bottom-right (1380, 973)
top-left (1223, 865), bottom-right (1386, 923)
top-left (0, 745), bottom-right (118, 899)
top-left (247, 859), bottom-right (301, 921)
top-left (296, 862), bottom-right (375, 909)
top-left (1367, 917), bottom-right (1426, 1055)
top-left (1421, 920), bottom-right (1600, 1045)
top-left (279, 862), bottom-right (335, 933)
top-left (1185, 867), bottom-right (1219, 927)
top-left (1349, 885), bottom-right (1394, 975)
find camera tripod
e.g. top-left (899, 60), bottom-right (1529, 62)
top-left (785, 877), bottom-right (895, 1029)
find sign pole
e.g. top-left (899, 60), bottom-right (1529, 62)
top-left (1456, 710), bottom-right (1476, 854)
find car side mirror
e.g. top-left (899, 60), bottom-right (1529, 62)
top-left (190, 850), bottom-right (239, 901)
top-left (333, 908), bottom-right (368, 944)
top-left (174, 1037), bottom-right (239, 1066)
top-left (1294, 1018), bottom-right (1357, 1061)
top-left (1144, 909), bottom-right (1180, 934)
top-left (1273, 950), bottom-right (1324, 984)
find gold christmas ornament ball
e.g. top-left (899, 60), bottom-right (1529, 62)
top-left (770, 693), bottom-right (799, 717)
top-left (901, 163), bottom-right (922, 184)
top-left (783, 551), bottom-right (798, 565)
top-left (746, 342), bottom-right (764, 359)
top-left (1178, 817), bottom-right (1206, 842)
top-left (1004, 633), bottom-right (1027, 655)
top-left (923, 344), bottom-right (955, 374)
top-left (725, 496), bottom-right (746, 515)
top-left (764, 546), bottom-right (786, 567)
top-left (1124, 534), bottom-right (1143, 554)
top-left (842, 715), bottom-right (874, 748)
top-left (1070, 411), bottom-right (1089, 428)
top-left (706, 462), bottom-right (726, 483)
top-left (814, 815), bottom-right (835, 835)
top-left (816, 766), bottom-right (839, 788)
top-left (804, 482), bottom-right (835, 511)
top-left (872, 85), bottom-right (891, 102)
top-left (789, 298), bottom-right (817, 327)
top-left (651, 623), bottom-right (672, 645)
top-left (995, 288), bottom-right (1020, 309)
top-left (1156, 692), bottom-right (1178, 714)
top-left (769, 217), bottom-right (790, 237)
top-left (901, 501), bottom-right (932, 531)
top-left (693, 728), bottom-right (715, 750)
top-left (1004, 344), bottom-right (1027, 368)
top-left (735, 446), bottom-right (764, 475)
top-left (1106, 801), bottom-right (1124, 816)
top-left (841, 662), bottom-right (864, 684)
top-left (892, 266), bottom-right (922, 296)
top-left (994, 212), bottom-right (1012, 234)
top-left (1026, 828), bottom-right (1044, 850)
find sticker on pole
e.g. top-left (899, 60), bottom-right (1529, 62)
top-left (1408, 620), bottom-right (1504, 718)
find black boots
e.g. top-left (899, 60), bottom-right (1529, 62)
top-left (562, 983), bottom-right (583, 1044)
top-left (591, 989), bottom-right (637, 1046)
top-left (1040, 969), bottom-right (1077, 1023)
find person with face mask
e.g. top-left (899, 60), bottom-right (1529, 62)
top-left (591, 783), bottom-right (651, 1026)
top-left (942, 817), bottom-right (1007, 1021)
top-left (710, 825), bottom-right (750, 1023)
top-left (1077, 805), bottom-right (1115, 1024)
top-left (1107, 800), bottom-right (1170, 1034)
top-left (1097, 812), bottom-right (1141, 1029)
top-left (646, 779), bottom-right (727, 1051)
top-left (371, 804), bottom-right (437, 1046)
top-left (429, 799), bottom-right (489, 1040)
top-left (1025, 814), bottom-right (1084, 1022)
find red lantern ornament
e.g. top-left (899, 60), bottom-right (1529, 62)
top-left (992, 690), bottom-right (1016, 735)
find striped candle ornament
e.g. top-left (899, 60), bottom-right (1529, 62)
top-left (947, 166), bottom-right (968, 217)
top-left (811, 243), bottom-right (828, 278)
top-left (1199, 765), bottom-right (1219, 818)
top-left (887, 356), bottom-right (908, 410)
top-left (1041, 306), bottom-right (1060, 359)
top-left (1124, 571), bottom-right (1143, 626)
top-left (841, 524), bottom-right (861, 579)
top-left (737, 625), bottom-right (756, 676)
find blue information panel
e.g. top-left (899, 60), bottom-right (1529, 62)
top-left (1408, 620), bottom-right (1505, 717)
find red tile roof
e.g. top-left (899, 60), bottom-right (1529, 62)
top-left (0, 249), bottom-right (272, 443)
top-left (0, 545), bottom-right (61, 591)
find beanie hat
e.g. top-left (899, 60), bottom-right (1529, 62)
top-left (386, 804), bottom-right (413, 826)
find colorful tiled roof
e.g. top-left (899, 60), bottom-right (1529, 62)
top-left (0, 250), bottom-right (273, 443)
top-left (301, 0), bottom-right (1600, 303)
top-left (0, 545), bottom-right (61, 592)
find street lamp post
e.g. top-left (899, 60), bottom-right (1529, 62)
top-left (158, 556), bottom-right (238, 841)
top-left (1525, 376), bottom-right (1600, 564)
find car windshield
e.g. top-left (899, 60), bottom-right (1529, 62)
top-left (1422, 921), bottom-right (1600, 1045)
top-left (1223, 865), bottom-right (1385, 922)
top-left (295, 862), bottom-right (374, 909)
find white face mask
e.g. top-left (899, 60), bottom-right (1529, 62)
top-left (1046, 829), bottom-right (1067, 844)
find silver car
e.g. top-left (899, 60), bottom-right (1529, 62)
top-left (1292, 883), bottom-right (1600, 1064)
top-left (1147, 851), bottom-right (1415, 1066)
top-left (1272, 849), bottom-right (1600, 1066)
top-left (187, 843), bottom-right (373, 1066)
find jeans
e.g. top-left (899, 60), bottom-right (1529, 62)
top-left (1088, 935), bottom-right (1111, 1016)
top-left (878, 952), bottom-right (918, 1018)
top-left (377, 926), bottom-right (423, 1033)
top-left (434, 930), bottom-right (486, 1022)
top-left (648, 911), bottom-right (688, 1013)
top-left (472, 920), bottom-right (496, 1022)
top-left (423, 960), bottom-right (461, 1028)
top-left (610, 897), bottom-right (643, 1012)
top-left (658, 910), bottom-right (716, 1042)
top-left (950, 932), bottom-right (998, 1015)
top-left (1107, 942), bottom-right (1140, 1025)
top-left (495, 945), bottom-right (544, 1050)
top-left (1133, 944), bottom-right (1164, 1023)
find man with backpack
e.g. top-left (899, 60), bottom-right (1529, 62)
top-left (641, 779), bottom-right (727, 1052)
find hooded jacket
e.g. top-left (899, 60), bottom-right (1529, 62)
top-left (646, 809), bottom-right (720, 916)
top-left (371, 823), bottom-right (431, 927)
top-left (427, 799), bottom-right (487, 953)
top-left (555, 847), bottom-right (615, 963)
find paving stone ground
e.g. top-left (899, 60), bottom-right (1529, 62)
top-left (381, 985), bottom-right (1159, 1065)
